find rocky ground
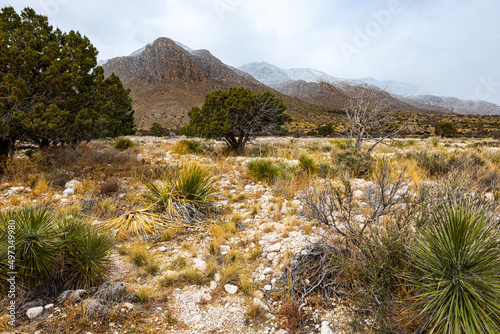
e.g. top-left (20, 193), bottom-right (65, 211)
top-left (1, 136), bottom-right (498, 334)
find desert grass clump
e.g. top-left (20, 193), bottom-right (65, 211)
top-left (247, 158), bottom-right (280, 184)
top-left (408, 204), bottom-right (500, 333)
top-left (127, 243), bottom-right (159, 275)
top-left (246, 301), bottom-right (266, 320)
top-left (298, 154), bottom-right (318, 175)
top-left (172, 140), bottom-right (203, 155)
top-left (137, 286), bottom-right (154, 305)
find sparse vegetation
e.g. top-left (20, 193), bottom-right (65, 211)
top-left (1, 135), bottom-right (500, 333)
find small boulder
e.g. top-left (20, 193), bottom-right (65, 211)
top-left (65, 180), bottom-right (81, 189)
top-left (224, 284), bottom-right (238, 294)
top-left (84, 299), bottom-right (110, 319)
top-left (26, 306), bottom-right (44, 320)
top-left (263, 268), bottom-right (273, 275)
top-left (321, 321), bottom-right (334, 334)
top-left (93, 282), bottom-right (139, 303)
top-left (63, 188), bottom-right (75, 196)
top-left (192, 258), bottom-right (207, 273)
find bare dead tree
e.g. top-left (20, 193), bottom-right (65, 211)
top-left (300, 158), bottom-right (418, 243)
top-left (344, 89), bottom-right (415, 153)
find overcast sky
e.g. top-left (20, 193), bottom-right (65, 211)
top-left (4, 0), bottom-right (500, 104)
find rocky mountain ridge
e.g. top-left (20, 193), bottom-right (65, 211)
top-left (102, 37), bottom-right (493, 131)
top-left (239, 62), bottom-right (500, 115)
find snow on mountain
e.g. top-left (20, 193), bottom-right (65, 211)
top-left (239, 62), bottom-right (435, 99)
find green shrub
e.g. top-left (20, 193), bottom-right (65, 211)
top-left (331, 149), bottom-right (375, 179)
top-left (114, 137), bottom-right (136, 151)
top-left (149, 122), bottom-right (167, 137)
top-left (298, 154), bottom-right (318, 174)
top-left (409, 204), bottom-right (500, 333)
top-left (58, 217), bottom-right (114, 288)
top-left (405, 151), bottom-right (448, 177)
top-left (435, 122), bottom-right (458, 137)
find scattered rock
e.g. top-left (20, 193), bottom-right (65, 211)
top-left (26, 307), bottom-right (43, 320)
top-left (214, 273), bottom-right (221, 283)
top-left (158, 246), bottom-right (167, 252)
top-left (193, 258), bottom-right (207, 272)
top-left (276, 329), bottom-right (289, 334)
top-left (44, 304), bottom-right (54, 309)
top-left (94, 282), bottom-right (139, 303)
top-left (224, 284), bottom-right (238, 294)
top-left (57, 289), bottom-right (88, 303)
top-left (220, 245), bottom-right (231, 253)
top-left (253, 290), bottom-right (264, 299)
top-left (266, 252), bottom-right (277, 261)
top-left (252, 298), bottom-right (270, 312)
top-left (65, 179), bottom-right (81, 189)
top-left (264, 285), bottom-right (272, 291)
top-left (263, 267), bottom-right (273, 275)
top-left (63, 188), bottom-right (75, 196)
top-left (194, 293), bottom-right (212, 304)
top-left (210, 281), bottom-right (218, 290)
top-left (122, 302), bottom-right (135, 310)
top-left (321, 320), bottom-right (334, 334)
top-left (266, 243), bottom-right (281, 253)
top-left (84, 299), bottom-right (110, 319)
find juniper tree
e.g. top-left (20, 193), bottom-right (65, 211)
top-left (183, 87), bottom-right (290, 152)
top-left (0, 6), bottom-right (135, 165)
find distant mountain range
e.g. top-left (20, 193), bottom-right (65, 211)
top-left (238, 62), bottom-right (500, 116)
top-left (101, 37), bottom-right (500, 130)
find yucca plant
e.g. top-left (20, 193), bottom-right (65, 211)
top-left (145, 163), bottom-right (217, 220)
top-left (0, 207), bottom-right (114, 295)
top-left (58, 217), bottom-right (115, 289)
top-left (409, 204), bottom-right (500, 333)
top-left (298, 154), bottom-right (318, 174)
top-left (10, 207), bottom-right (61, 287)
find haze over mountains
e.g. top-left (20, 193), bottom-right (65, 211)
top-left (101, 37), bottom-right (500, 129)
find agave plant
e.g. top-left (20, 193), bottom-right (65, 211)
top-left (409, 204), bottom-right (500, 333)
